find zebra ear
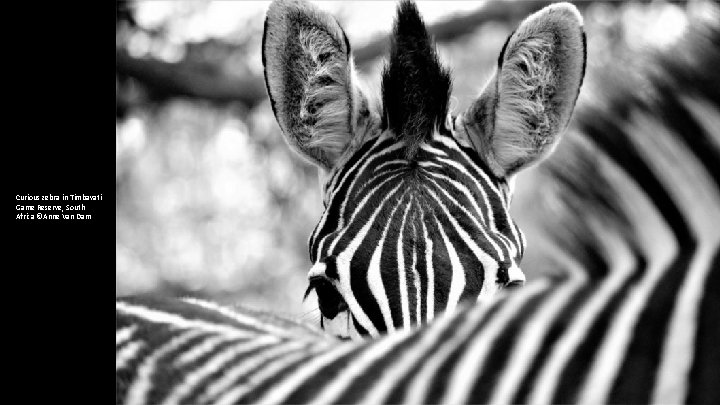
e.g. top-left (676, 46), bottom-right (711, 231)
top-left (459, 2), bottom-right (586, 178)
top-left (263, 0), bottom-right (362, 169)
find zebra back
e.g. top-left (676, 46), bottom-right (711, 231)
top-left (116, 296), bottom-right (334, 404)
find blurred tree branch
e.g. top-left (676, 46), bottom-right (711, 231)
top-left (116, 48), bottom-right (267, 107)
top-left (116, 0), bottom-right (633, 113)
top-left (353, 0), bottom-right (557, 67)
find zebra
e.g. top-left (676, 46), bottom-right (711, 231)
top-left (262, 0), bottom-right (586, 338)
top-left (117, 1), bottom-right (720, 403)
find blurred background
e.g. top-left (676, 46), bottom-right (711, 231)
top-left (116, 0), bottom-right (702, 321)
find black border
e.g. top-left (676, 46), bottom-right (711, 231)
top-left (8, 1), bottom-right (110, 400)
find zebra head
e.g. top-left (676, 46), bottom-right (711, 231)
top-left (263, 0), bottom-right (586, 338)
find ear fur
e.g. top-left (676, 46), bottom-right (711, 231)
top-left (263, 0), bottom-right (363, 169)
top-left (460, 2), bottom-right (586, 177)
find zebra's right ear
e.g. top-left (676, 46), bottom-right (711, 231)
top-left (263, 0), bottom-right (361, 170)
top-left (458, 3), bottom-right (586, 178)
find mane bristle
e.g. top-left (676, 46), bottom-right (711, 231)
top-left (381, 0), bottom-right (452, 160)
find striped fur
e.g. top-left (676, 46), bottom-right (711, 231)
top-left (118, 2), bottom-right (719, 404)
top-left (265, 0), bottom-right (585, 338)
top-left (306, 128), bottom-right (527, 337)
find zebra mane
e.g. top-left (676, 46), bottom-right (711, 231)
top-left (531, 4), bottom-right (720, 278)
top-left (381, 0), bottom-right (452, 160)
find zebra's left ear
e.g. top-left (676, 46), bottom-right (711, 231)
top-left (263, 0), bottom-right (366, 170)
top-left (458, 3), bottom-right (586, 178)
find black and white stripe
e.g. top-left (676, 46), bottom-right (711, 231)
top-left (306, 128), bottom-right (525, 337)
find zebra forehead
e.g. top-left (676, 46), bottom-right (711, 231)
top-left (311, 132), bottom-right (525, 279)
top-left (320, 131), bottom-right (512, 230)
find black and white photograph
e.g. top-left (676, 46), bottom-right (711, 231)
top-left (114, 1), bottom-right (719, 404)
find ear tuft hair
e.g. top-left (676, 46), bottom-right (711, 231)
top-left (494, 34), bottom-right (559, 172)
top-left (263, 0), bottom-right (358, 169)
top-left (459, 2), bottom-right (586, 178)
top-left (381, 0), bottom-right (452, 160)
